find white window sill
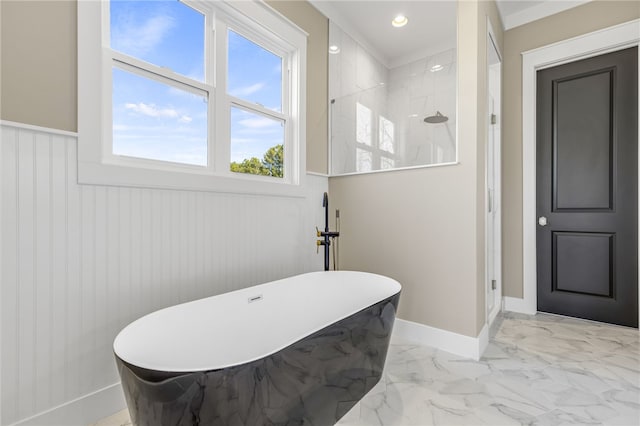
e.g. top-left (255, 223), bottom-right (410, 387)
top-left (77, 159), bottom-right (307, 198)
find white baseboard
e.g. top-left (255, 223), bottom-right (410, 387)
top-left (392, 318), bottom-right (489, 361)
top-left (11, 383), bottom-right (126, 426)
top-left (503, 296), bottom-right (537, 315)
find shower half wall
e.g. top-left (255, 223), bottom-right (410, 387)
top-left (329, 22), bottom-right (457, 175)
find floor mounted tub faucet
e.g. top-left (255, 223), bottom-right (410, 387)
top-left (317, 192), bottom-right (340, 271)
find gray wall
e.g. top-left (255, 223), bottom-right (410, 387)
top-left (1, 0), bottom-right (77, 132)
top-left (502, 0), bottom-right (640, 298)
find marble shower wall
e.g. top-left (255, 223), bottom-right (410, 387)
top-left (388, 49), bottom-right (457, 168)
top-left (329, 22), bottom-right (389, 175)
top-left (329, 22), bottom-right (457, 175)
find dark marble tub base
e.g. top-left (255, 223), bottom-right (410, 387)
top-left (116, 293), bottom-right (400, 426)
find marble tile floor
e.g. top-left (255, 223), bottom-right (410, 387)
top-left (93, 312), bottom-right (639, 426)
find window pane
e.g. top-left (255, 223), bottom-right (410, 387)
top-left (110, 0), bottom-right (204, 81)
top-left (112, 67), bottom-right (208, 166)
top-left (227, 30), bottom-right (282, 112)
top-left (357, 148), bottom-right (372, 172)
top-left (379, 115), bottom-right (395, 153)
top-left (356, 102), bottom-right (372, 145)
top-left (230, 107), bottom-right (284, 178)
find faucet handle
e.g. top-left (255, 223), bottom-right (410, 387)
top-left (316, 239), bottom-right (322, 254)
top-left (316, 226), bottom-right (321, 237)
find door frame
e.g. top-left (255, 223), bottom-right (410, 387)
top-left (511, 19), bottom-right (640, 323)
top-left (486, 18), bottom-right (502, 327)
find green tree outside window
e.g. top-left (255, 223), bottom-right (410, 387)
top-left (230, 144), bottom-right (283, 178)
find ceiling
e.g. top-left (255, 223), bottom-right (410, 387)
top-left (313, 1), bottom-right (457, 67)
top-left (310, 0), bottom-right (593, 67)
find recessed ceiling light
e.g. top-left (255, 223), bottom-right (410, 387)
top-left (329, 45), bottom-right (340, 54)
top-left (408, 113), bottom-right (419, 118)
top-left (392, 15), bottom-right (408, 28)
top-left (430, 64), bottom-right (444, 72)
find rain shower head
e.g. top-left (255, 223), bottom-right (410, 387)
top-left (424, 111), bottom-right (448, 124)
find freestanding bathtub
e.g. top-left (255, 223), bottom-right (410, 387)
top-left (113, 271), bottom-right (401, 426)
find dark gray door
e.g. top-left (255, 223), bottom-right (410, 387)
top-left (536, 46), bottom-right (638, 328)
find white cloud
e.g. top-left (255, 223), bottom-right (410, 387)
top-left (125, 102), bottom-right (170, 117)
top-left (238, 116), bottom-right (280, 129)
top-left (230, 82), bottom-right (265, 98)
top-left (112, 14), bottom-right (175, 56)
top-left (124, 102), bottom-right (193, 123)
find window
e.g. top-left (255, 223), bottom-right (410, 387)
top-left (227, 29), bottom-right (287, 178)
top-left (78, 0), bottom-right (306, 194)
top-left (110, 0), bottom-right (208, 167)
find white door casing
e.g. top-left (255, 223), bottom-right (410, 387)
top-left (506, 19), bottom-right (640, 321)
top-left (486, 19), bottom-right (502, 326)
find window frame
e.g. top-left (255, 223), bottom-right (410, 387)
top-left (78, 0), bottom-right (307, 195)
top-left (217, 19), bottom-right (292, 182)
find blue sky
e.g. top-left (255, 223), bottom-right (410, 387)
top-left (110, 0), bottom-right (284, 166)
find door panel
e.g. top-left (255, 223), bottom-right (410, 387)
top-left (555, 70), bottom-right (613, 210)
top-left (537, 47), bottom-right (638, 328)
top-left (554, 232), bottom-right (613, 297)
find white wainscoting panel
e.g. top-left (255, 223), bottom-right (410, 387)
top-left (0, 122), bottom-right (328, 426)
